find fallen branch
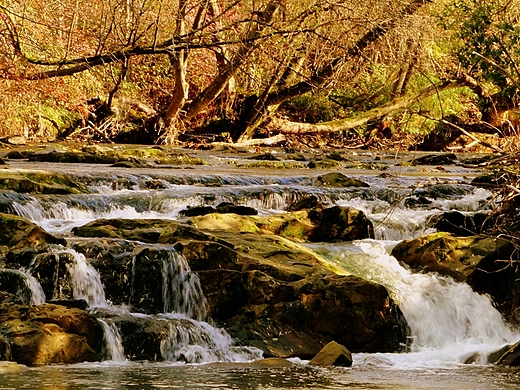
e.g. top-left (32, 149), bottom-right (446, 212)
top-left (266, 79), bottom-right (463, 134)
top-left (425, 116), bottom-right (503, 153)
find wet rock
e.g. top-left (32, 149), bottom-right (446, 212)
top-left (494, 340), bottom-right (520, 366)
top-left (246, 153), bottom-right (280, 161)
top-left (309, 341), bottom-right (353, 367)
top-left (0, 170), bottom-right (88, 194)
top-left (72, 219), bottom-right (213, 244)
top-left (191, 206), bottom-right (374, 242)
top-left (0, 303), bottom-right (103, 365)
top-left (392, 232), bottom-right (492, 282)
top-left (404, 195), bottom-right (432, 208)
top-left (434, 211), bottom-right (492, 236)
top-left (0, 361), bottom-right (26, 373)
top-left (308, 206), bottom-right (374, 241)
top-left (404, 153), bottom-right (457, 166)
top-left (0, 270), bottom-right (34, 304)
top-left (179, 206), bottom-right (216, 217)
top-left (287, 195), bottom-right (322, 211)
top-left (69, 227), bottom-right (408, 358)
top-left (0, 213), bottom-right (66, 256)
top-left (179, 204), bottom-right (258, 217)
top-left (414, 184), bottom-right (470, 199)
top-left (215, 203), bottom-right (258, 216)
top-left (308, 159), bottom-right (343, 169)
top-left (472, 171), bottom-right (516, 187)
top-left (252, 357), bottom-right (295, 367)
top-left (317, 172), bottom-right (369, 188)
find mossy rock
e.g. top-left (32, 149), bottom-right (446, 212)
top-left (72, 218), bottom-right (218, 246)
top-left (0, 170), bottom-right (88, 194)
top-left (190, 207), bottom-right (373, 242)
top-left (308, 159), bottom-right (343, 169)
top-left (317, 172), bottom-right (369, 188)
top-left (391, 232), bottom-right (482, 282)
top-left (0, 213), bottom-right (65, 254)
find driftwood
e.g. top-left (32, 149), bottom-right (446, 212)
top-left (266, 80), bottom-right (463, 135)
top-left (211, 134), bottom-right (286, 148)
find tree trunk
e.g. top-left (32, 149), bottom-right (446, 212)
top-left (182, 0), bottom-right (281, 120)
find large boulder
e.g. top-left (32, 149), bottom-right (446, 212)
top-left (0, 303), bottom-right (103, 365)
top-left (190, 206), bottom-right (374, 242)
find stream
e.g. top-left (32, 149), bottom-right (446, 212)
top-left (1, 149), bottom-right (520, 389)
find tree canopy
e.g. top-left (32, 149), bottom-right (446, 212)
top-left (1, 0), bottom-right (520, 149)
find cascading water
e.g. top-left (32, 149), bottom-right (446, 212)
top-left (161, 250), bottom-right (207, 321)
top-left (154, 249), bottom-right (261, 362)
top-left (309, 239), bottom-right (519, 366)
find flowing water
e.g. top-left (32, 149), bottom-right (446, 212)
top-left (1, 153), bottom-right (520, 388)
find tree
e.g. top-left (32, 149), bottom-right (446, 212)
top-left (440, 0), bottom-right (520, 129)
top-left (0, 0), bottom-right (434, 143)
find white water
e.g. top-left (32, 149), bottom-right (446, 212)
top-left (99, 319), bottom-right (126, 362)
top-left (161, 250), bottom-right (207, 320)
top-left (310, 239), bottom-right (519, 366)
top-left (337, 187), bottom-right (492, 240)
top-left (159, 314), bottom-right (262, 363)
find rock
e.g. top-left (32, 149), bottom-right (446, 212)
top-left (287, 195), bottom-right (322, 211)
top-left (179, 206), bottom-right (216, 217)
top-left (494, 340), bottom-right (520, 366)
top-left (215, 203), bottom-right (258, 216)
top-left (179, 204), bottom-right (258, 217)
top-left (0, 213), bottom-right (66, 256)
top-left (0, 361), bottom-right (25, 373)
top-left (317, 172), bottom-right (369, 188)
top-left (404, 153), bottom-right (457, 166)
top-left (72, 219), bottom-right (213, 243)
top-left (0, 136), bottom-right (26, 146)
top-left (0, 269), bottom-right (34, 304)
top-left (69, 227), bottom-right (408, 358)
top-left (0, 303), bottom-right (103, 365)
top-left (391, 232), bottom-right (485, 282)
top-left (247, 153), bottom-right (280, 161)
top-left (414, 184), bottom-right (470, 199)
top-left (308, 159), bottom-right (343, 169)
top-left (308, 206), bottom-right (374, 242)
top-left (404, 195), bottom-right (432, 208)
top-left (434, 211), bottom-right (492, 236)
top-left (252, 357), bottom-right (294, 367)
top-left (191, 206), bottom-right (374, 242)
top-left (0, 170), bottom-right (88, 194)
top-left (309, 341), bottom-right (353, 367)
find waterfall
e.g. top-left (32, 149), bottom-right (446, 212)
top-left (0, 268), bottom-right (46, 305)
top-left (19, 270), bottom-right (46, 305)
top-left (99, 319), bottom-right (126, 362)
top-left (161, 250), bottom-right (207, 320)
top-left (310, 239), bottom-right (519, 364)
top-left (63, 249), bottom-right (108, 308)
top-left (159, 314), bottom-right (262, 363)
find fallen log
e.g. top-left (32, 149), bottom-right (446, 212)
top-left (266, 80), bottom-right (464, 135)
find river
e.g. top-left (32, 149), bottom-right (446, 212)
top-left (1, 148), bottom-right (519, 389)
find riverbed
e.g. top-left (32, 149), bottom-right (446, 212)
top-left (1, 146), bottom-right (519, 389)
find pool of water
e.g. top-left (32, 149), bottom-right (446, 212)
top-left (2, 361), bottom-right (519, 390)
